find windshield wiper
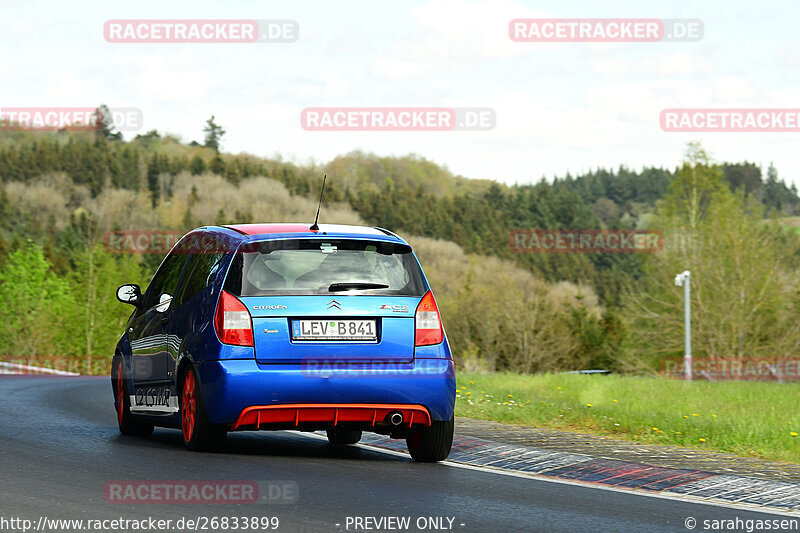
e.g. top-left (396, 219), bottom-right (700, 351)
top-left (328, 282), bottom-right (389, 292)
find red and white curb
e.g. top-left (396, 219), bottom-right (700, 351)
top-left (351, 432), bottom-right (800, 516)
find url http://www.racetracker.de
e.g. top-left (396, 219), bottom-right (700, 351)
top-left (0, 515), bottom-right (280, 532)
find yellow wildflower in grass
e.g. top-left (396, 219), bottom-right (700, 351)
top-left (692, 413), bottom-right (699, 417)
top-left (556, 387), bottom-right (561, 390)
top-left (652, 427), bottom-right (658, 431)
top-left (508, 394), bottom-right (513, 398)
top-left (683, 415), bottom-right (688, 419)
top-left (461, 386), bottom-right (466, 390)
top-left (792, 432), bottom-right (798, 437)
top-left (699, 438), bottom-right (707, 442)
top-left (712, 414), bottom-right (718, 418)
top-left (675, 432), bottom-right (681, 435)
top-left (469, 381), bottom-right (474, 385)
top-left (586, 403), bottom-right (593, 407)
top-left (466, 392), bottom-right (471, 396)
top-left (503, 402), bottom-right (509, 405)
top-left (612, 399), bottom-right (618, 403)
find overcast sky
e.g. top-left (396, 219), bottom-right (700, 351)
top-left (2, 0), bottom-right (799, 186)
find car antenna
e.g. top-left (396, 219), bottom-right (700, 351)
top-left (309, 174), bottom-right (327, 231)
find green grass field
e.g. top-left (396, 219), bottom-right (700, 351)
top-left (455, 372), bottom-right (800, 463)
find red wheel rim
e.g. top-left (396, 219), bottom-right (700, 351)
top-left (181, 371), bottom-right (196, 442)
top-left (115, 360), bottom-right (125, 426)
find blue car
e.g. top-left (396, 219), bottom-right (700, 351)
top-left (112, 224), bottom-right (456, 461)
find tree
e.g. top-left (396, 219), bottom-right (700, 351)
top-left (0, 242), bottom-right (78, 358)
top-left (661, 142), bottom-right (723, 230)
top-left (623, 144), bottom-right (800, 372)
top-left (761, 163), bottom-right (795, 215)
top-left (210, 154), bottom-right (225, 175)
top-left (234, 209), bottom-right (253, 223)
top-left (134, 129), bottom-right (161, 148)
top-left (225, 161), bottom-right (242, 185)
top-left (0, 236), bottom-right (7, 269)
top-left (203, 115), bottom-right (226, 153)
top-left (147, 154), bottom-right (160, 207)
top-left (0, 185), bottom-right (11, 230)
top-left (190, 155), bottom-right (207, 175)
top-left (69, 244), bottom-right (142, 367)
top-left (93, 104), bottom-right (123, 141)
top-left (722, 162), bottom-right (761, 198)
top-left (592, 197), bottom-right (619, 226)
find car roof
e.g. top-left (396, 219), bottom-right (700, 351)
top-left (211, 223), bottom-right (405, 244)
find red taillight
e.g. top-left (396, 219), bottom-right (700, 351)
top-left (214, 290), bottom-right (254, 347)
top-left (415, 291), bottom-right (443, 346)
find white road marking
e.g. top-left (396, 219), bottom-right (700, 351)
top-left (291, 431), bottom-right (800, 518)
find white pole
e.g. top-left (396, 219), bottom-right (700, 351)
top-left (675, 270), bottom-right (692, 381)
top-left (682, 271), bottom-right (692, 381)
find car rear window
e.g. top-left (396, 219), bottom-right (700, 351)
top-left (223, 239), bottom-right (427, 297)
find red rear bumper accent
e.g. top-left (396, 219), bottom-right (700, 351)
top-left (230, 403), bottom-right (432, 431)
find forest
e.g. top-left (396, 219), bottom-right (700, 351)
top-left (2, 112), bottom-right (799, 375)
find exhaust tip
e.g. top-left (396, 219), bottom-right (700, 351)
top-left (389, 412), bottom-right (403, 426)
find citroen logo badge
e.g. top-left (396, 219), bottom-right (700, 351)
top-left (327, 299), bottom-right (341, 309)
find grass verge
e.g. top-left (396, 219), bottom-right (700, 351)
top-left (455, 372), bottom-right (800, 464)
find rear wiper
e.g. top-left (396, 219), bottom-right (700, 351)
top-left (328, 282), bottom-right (389, 292)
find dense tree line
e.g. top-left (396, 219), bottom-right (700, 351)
top-left (2, 129), bottom-right (800, 374)
top-left (0, 170), bottom-right (618, 374)
top-left (552, 163), bottom-right (800, 224)
top-left (2, 130), bottom-right (799, 304)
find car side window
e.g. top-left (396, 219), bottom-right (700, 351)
top-left (174, 236), bottom-right (229, 308)
top-left (139, 234), bottom-right (198, 312)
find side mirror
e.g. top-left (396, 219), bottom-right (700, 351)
top-left (155, 293), bottom-right (173, 313)
top-left (117, 284), bottom-right (142, 306)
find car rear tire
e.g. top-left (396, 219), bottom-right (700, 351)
top-left (180, 365), bottom-right (227, 452)
top-left (113, 358), bottom-right (154, 437)
top-left (406, 416), bottom-right (453, 462)
top-left (326, 428), bottom-right (362, 445)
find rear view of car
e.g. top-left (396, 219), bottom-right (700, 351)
top-left (112, 224), bottom-right (456, 462)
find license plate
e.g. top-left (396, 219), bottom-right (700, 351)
top-left (292, 319), bottom-right (377, 341)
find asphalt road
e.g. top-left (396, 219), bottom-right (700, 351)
top-left (0, 377), bottom-right (793, 533)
